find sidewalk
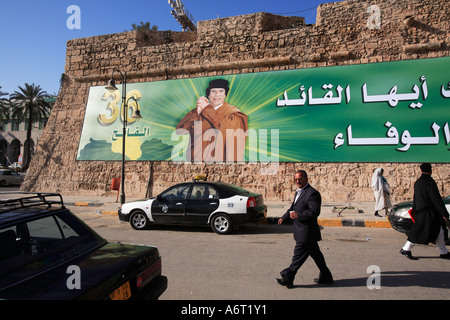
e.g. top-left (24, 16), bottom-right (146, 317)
top-left (62, 195), bottom-right (392, 229)
top-left (263, 201), bottom-right (391, 228)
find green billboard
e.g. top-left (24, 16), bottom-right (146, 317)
top-left (77, 56), bottom-right (450, 163)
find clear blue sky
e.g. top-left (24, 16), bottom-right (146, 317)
top-left (0, 0), bottom-right (333, 96)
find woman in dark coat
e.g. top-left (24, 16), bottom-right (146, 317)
top-left (400, 163), bottom-right (450, 260)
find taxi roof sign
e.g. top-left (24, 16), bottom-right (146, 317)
top-left (193, 175), bottom-right (207, 181)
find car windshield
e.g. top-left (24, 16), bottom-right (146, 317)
top-left (0, 210), bottom-right (105, 289)
top-left (2, 170), bottom-right (18, 176)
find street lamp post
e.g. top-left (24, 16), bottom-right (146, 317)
top-left (106, 69), bottom-right (142, 205)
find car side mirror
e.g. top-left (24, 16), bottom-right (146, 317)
top-left (156, 195), bottom-right (164, 202)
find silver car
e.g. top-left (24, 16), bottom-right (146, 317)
top-left (0, 169), bottom-right (24, 186)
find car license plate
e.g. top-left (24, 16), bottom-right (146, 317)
top-left (109, 281), bottom-right (131, 300)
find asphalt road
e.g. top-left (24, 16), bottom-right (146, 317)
top-left (69, 204), bottom-right (450, 301)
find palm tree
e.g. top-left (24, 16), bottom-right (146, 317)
top-left (10, 83), bottom-right (52, 170)
top-left (0, 86), bottom-right (8, 100)
top-left (0, 86), bottom-right (9, 121)
top-left (131, 21), bottom-right (158, 31)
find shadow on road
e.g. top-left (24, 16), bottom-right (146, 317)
top-left (290, 270), bottom-right (450, 289)
top-left (130, 222), bottom-right (293, 235)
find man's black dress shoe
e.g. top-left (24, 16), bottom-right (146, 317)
top-left (400, 249), bottom-right (418, 260)
top-left (276, 278), bottom-right (293, 289)
top-left (313, 278), bottom-right (334, 285)
top-left (440, 252), bottom-right (450, 259)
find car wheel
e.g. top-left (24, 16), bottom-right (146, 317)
top-left (130, 210), bottom-right (150, 230)
top-left (0, 180), bottom-right (5, 187)
top-left (211, 213), bottom-right (233, 235)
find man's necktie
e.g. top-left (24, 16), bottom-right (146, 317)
top-left (294, 188), bottom-right (302, 203)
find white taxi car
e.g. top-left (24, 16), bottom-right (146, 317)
top-left (119, 179), bottom-right (267, 234)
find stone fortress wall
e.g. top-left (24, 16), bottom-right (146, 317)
top-left (22, 0), bottom-right (449, 203)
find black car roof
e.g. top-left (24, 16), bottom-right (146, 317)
top-left (0, 192), bottom-right (66, 227)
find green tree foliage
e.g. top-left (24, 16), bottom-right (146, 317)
top-left (131, 21), bottom-right (158, 31)
top-left (10, 83), bottom-right (52, 170)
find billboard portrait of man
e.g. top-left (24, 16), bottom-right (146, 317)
top-left (176, 79), bottom-right (248, 162)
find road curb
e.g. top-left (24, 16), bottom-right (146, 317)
top-left (320, 218), bottom-right (391, 228)
top-left (67, 202), bottom-right (104, 207)
top-left (99, 210), bottom-right (119, 216)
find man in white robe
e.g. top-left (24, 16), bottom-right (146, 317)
top-left (371, 168), bottom-right (392, 217)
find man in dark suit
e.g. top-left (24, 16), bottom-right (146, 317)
top-left (400, 163), bottom-right (450, 260)
top-left (276, 170), bottom-right (333, 288)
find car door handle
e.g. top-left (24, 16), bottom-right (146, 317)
top-left (210, 202), bottom-right (218, 205)
top-left (176, 202), bottom-right (183, 206)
